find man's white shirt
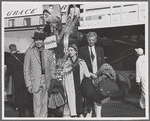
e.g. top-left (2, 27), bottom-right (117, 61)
top-left (88, 46), bottom-right (98, 74)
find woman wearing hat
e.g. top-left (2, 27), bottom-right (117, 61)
top-left (62, 44), bottom-right (91, 117)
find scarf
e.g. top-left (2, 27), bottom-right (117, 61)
top-left (64, 57), bottom-right (79, 75)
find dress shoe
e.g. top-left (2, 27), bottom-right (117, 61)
top-left (29, 113), bottom-right (34, 117)
top-left (101, 97), bottom-right (110, 104)
top-left (86, 111), bottom-right (92, 117)
top-left (18, 114), bottom-right (25, 117)
top-left (79, 114), bottom-right (84, 117)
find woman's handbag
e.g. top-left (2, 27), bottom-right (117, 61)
top-left (80, 77), bottom-right (96, 98)
top-left (96, 76), bottom-right (119, 97)
top-left (55, 92), bottom-right (65, 107)
top-left (95, 63), bottom-right (119, 97)
top-left (48, 92), bottom-right (65, 109)
top-left (48, 94), bottom-right (57, 109)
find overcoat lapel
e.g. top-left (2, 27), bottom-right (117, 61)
top-left (85, 46), bottom-right (91, 61)
top-left (33, 48), bottom-right (41, 65)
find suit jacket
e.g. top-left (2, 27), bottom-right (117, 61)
top-left (6, 53), bottom-right (25, 94)
top-left (24, 47), bottom-right (56, 93)
top-left (6, 53), bottom-right (25, 76)
top-left (79, 45), bottom-right (105, 73)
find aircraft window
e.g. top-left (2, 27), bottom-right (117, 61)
top-left (8, 19), bottom-right (15, 27)
top-left (80, 9), bottom-right (83, 13)
top-left (23, 18), bottom-right (31, 26)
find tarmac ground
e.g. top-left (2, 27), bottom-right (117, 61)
top-left (4, 94), bottom-right (145, 118)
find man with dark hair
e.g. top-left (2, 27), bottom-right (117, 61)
top-left (6, 44), bottom-right (33, 117)
top-left (9, 44), bottom-right (17, 52)
top-left (24, 32), bottom-right (56, 117)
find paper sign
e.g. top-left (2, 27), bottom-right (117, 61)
top-left (44, 35), bottom-right (57, 49)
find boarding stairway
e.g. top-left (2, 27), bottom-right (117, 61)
top-left (55, 16), bottom-right (79, 78)
top-left (58, 15), bottom-right (78, 42)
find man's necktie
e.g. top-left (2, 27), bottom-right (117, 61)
top-left (90, 47), bottom-right (95, 61)
top-left (39, 50), bottom-right (44, 74)
top-left (74, 7), bottom-right (75, 16)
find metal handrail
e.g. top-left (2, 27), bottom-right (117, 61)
top-left (109, 52), bottom-right (135, 65)
top-left (120, 47), bottom-right (134, 57)
top-left (79, 3), bottom-right (145, 29)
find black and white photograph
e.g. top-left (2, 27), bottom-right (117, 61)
top-left (1, 1), bottom-right (149, 120)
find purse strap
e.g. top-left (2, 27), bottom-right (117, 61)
top-left (12, 54), bottom-right (24, 65)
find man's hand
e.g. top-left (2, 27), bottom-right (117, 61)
top-left (51, 73), bottom-right (56, 79)
top-left (90, 73), bottom-right (97, 79)
top-left (28, 86), bottom-right (32, 93)
top-left (42, 84), bottom-right (46, 90)
top-left (137, 82), bottom-right (141, 85)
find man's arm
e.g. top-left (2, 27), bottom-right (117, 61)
top-left (5, 58), bottom-right (12, 86)
top-left (77, 7), bottom-right (80, 18)
top-left (78, 47), bottom-right (84, 60)
top-left (46, 51), bottom-right (57, 90)
top-left (24, 50), bottom-right (32, 88)
top-left (51, 52), bottom-right (56, 79)
top-left (82, 60), bottom-right (90, 78)
top-left (6, 57), bottom-right (13, 76)
top-left (136, 60), bottom-right (141, 84)
top-left (100, 48), bottom-right (105, 64)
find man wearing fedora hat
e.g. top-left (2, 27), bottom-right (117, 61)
top-left (79, 32), bottom-right (105, 117)
top-left (135, 48), bottom-right (146, 109)
top-left (24, 32), bottom-right (56, 117)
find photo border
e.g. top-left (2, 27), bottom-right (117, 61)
top-left (1, 0), bottom-right (149, 121)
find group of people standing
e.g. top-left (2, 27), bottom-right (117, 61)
top-left (5, 4), bottom-right (146, 118)
top-left (63, 31), bottom-right (111, 117)
top-left (5, 31), bottom-right (146, 118)
top-left (6, 31), bottom-right (111, 117)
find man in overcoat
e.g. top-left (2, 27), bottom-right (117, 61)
top-left (24, 32), bottom-right (56, 117)
top-left (6, 44), bottom-right (33, 117)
